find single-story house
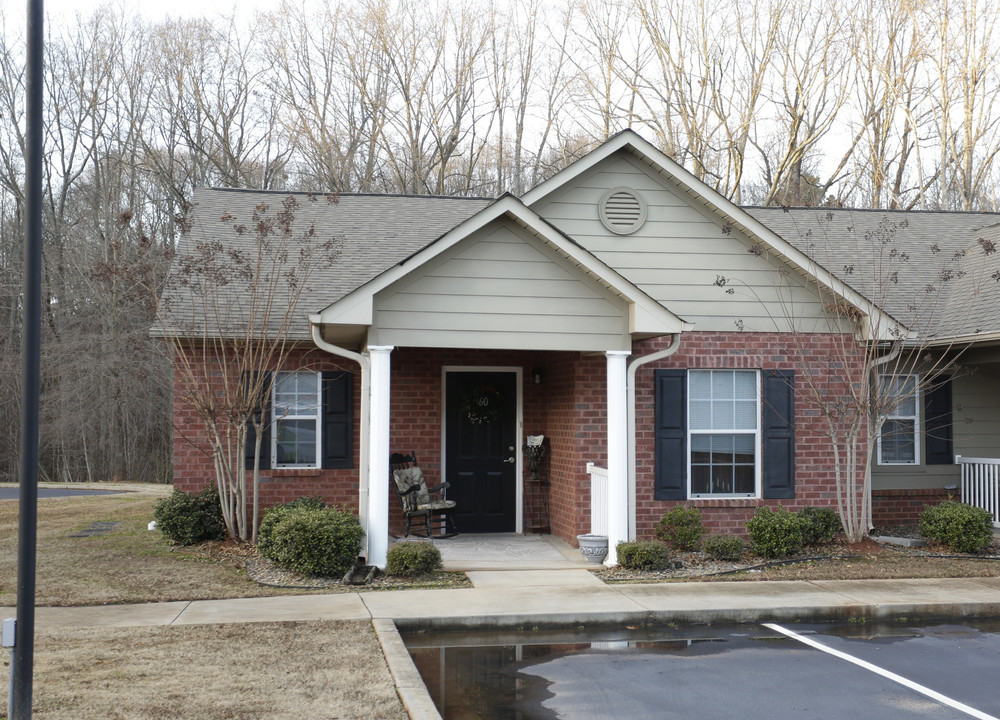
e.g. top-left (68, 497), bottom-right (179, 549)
top-left (153, 130), bottom-right (1000, 567)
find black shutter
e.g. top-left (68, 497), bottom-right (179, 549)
top-left (924, 377), bottom-right (953, 465)
top-left (654, 369), bottom-right (687, 500)
top-left (245, 371), bottom-right (271, 471)
top-left (322, 371), bottom-right (354, 469)
top-left (762, 369), bottom-right (795, 499)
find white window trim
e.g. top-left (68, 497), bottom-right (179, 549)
top-left (686, 369), bottom-right (762, 499)
top-left (877, 374), bottom-right (920, 466)
top-left (272, 370), bottom-right (322, 469)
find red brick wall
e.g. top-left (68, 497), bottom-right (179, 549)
top-left (872, 488), bottom-right (951, 526)
top-left (631, 332), bottom-right (867, 539)
top-left (172, 331), bottom-right (868, 544)
top-left (172, 347), bottom-right (362, 510)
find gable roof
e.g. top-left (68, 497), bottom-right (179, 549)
top-left (151, 189), bottom-right (492, 340)
top-left (523, 129), bottom-right (905, 340)
top-left (748, 207), bottom-right (1000, 343)
top-left (313, 194), bottom-right (689, 346)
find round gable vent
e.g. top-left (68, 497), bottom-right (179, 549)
top-left (599, 187), bottom-right (647, 235)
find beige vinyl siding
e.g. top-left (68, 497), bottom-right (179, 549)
top-left (370, 220), bottom-right (630, 351)
top-left (532, 153), bottom-right (837, 332)
top-left (872, 364), bottom-right (1000, 490)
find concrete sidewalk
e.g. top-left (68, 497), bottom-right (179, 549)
top-left (4, 571), bottom-right (999, 630)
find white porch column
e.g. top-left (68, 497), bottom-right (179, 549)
top-left (366, 345), bottom-right (393, 568)
top-left (605, 350), bottom-right (629, 566)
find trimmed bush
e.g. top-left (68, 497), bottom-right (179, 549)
top-left (257, 502), bottom-right (363, 577)
top-left (385, 541), bottom-right (443, 577)
top-left (919, 500), bottom-right (994, 554)
top-left (257, 496), bottom-right (328, 556)
top-left (798, 506), bottom-right (842, 546)
top-left (153, 485), bottom-right (225, 546)
top-left (702, 534), bottom-right (745, 562)
top-left (746, 506), bottom-right (808, 558)
top-left (654, 506), bottom-right (705, 551)
top-left (616, 540), bottom-right (672, 571)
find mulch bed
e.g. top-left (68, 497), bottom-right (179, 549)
top-left (187, 539), bottom-right (471, 592)
top-left (593, 527), bottom-right (1000, 584)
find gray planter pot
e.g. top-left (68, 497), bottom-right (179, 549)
top-left (576, 533), bottom-right (609, 565)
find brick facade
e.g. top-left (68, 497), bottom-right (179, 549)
top-left (871, 488), bottom-right (952, 526)
top-left (172, 331), bottom-right (870, 547)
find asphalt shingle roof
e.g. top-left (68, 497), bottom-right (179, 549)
top-left (746, 207), bottom-right (1000, 341)
top-left (152, 189), bottom-right (493, 340)
top-left (153, 187), bottom-right (1000, 345)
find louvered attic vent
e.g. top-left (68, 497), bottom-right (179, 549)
top-left (599, 187), bottom-right (647, 235)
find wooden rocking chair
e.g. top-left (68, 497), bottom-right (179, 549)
top-left (389, 451), bottom-right (459, 538)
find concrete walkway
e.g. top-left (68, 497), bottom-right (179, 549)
top-left (5, 572), bottom-right (999, 630)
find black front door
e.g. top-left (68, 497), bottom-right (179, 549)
top-left (445, 370), bottom-right (518, 533)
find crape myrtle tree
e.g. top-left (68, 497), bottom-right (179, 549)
top-left (720, 211), bottom-right (996, 542)
top-left (156, 195), bottom-right (340, 542)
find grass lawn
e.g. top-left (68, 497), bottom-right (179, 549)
top-left (0, 487), bottom-right (315, 607)
top-left (1, 620), bottom-right (407, 720)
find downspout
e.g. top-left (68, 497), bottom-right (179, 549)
top-left (309, 319), bottom-right (372, 560)
top-left (867, 344), bottom-right (902, 531)
top-left (626, 333), bottom-right (682, 539)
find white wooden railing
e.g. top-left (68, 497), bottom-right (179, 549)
top-left (586, 462), bottom-right (609, 536)
top-left (956, 455), bottom-right (1000, 527)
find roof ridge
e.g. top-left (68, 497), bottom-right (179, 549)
top-left (198, 187), bottom-right (496, 201)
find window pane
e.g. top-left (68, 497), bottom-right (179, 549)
top-left (734, 465), bottom-right (755, 494)
top-left (275, 371), bottom-right (319, 415)
top-left (712, 370), bottom-right (733, 398)
top-left (691, 435), bottom-right (711, 464)
top-left (895, 394), bottom-right (916, 417)
top-left (276, 419), bottom-right (317, 465)
top-left (711, 466), bottom-right (735, 494)
top-left (691, 465), bottom-right (711, 495)
top-left (734, 400), bottom-right (757, 430)
top-left (710, 434), bottom-right (734, 464)
top-left (690, 372), bottom-right (711, 401)
top-left (713, 400), bottom-right (734, 429)
top-left (734, 371), bottom-right (756, 399)
top-left (733, 435), bottom-right (755, 464)
top-left (690, 400), bottom-right (712, 430)
top-left (881, 419), bottom-right (915, 463)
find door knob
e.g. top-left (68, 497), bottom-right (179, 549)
top-left (504, 457), bottom-right (515, 464)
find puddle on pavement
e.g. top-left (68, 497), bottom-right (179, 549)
top-left (403, 624), bottom-right (747, 720)
top-left (402, 620), bottom-right (1000, 720)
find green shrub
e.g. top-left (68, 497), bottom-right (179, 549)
top-left (616, 540), bottom-right (672, 571)
top-left (654, 506), bottom-right (705, 551)
top-left (746, 506), bottom-right (808, 558)
top-left (153, 485), bottom-right (225, 546)
top-left (385, 541), bottom-right (443, 577)
top-left (702, 534), bottom-right (745, 562)
top-left (919, 500), bottom-right (994, 554)
top-left (798, 506), bottom-right (842, 546)
top-left (257, 496), bottom-right (328, 556)
top-left (257, 503), bottom-right (363, 577)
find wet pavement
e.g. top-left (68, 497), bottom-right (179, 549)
top-left (405, 619), bottom-right (1000, 720)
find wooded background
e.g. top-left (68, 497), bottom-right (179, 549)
top-left (1, 0), bottom-right (998, 483)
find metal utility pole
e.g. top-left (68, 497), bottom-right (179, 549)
top-left (12, 0), bottom-right (44, 718)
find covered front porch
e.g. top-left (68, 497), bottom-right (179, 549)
top-left (307, 197), bottom-right (687, 567)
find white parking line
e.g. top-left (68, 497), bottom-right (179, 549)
top-left (764, 623), bottom-right (999, 720)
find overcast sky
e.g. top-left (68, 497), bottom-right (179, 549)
top-left (13, 0), bottom-right (277, 24)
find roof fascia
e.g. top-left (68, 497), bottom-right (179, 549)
top-left (522, 129), bottom-right (907, 342)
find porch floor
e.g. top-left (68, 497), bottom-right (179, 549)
top-left (425, 533), bottom-right (589, 571)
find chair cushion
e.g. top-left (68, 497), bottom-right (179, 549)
top-left (416, 499), bottom-right (456, 511)
top-left (393, 466), bottom-right (430, 513)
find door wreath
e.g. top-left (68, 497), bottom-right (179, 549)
top-left (459, 384), bottom-right (503, 425)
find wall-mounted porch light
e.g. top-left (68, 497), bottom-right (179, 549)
top-left (531, 367), bottom-right (544, 385)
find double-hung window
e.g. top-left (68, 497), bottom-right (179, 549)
top-left (878, 374), bottom-right (919, 465)
top-left (272, 370), bottom-right (322, 468)
top-left (688, 369), bottom-right (760, 497)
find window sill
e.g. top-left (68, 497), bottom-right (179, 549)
top-left (264, 468), bottom-right (322, 477)
top-left (687, 497), bottom-right (759, 508)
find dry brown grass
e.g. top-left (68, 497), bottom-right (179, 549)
top-left (0, 620), bottom-right (407, 720)
top-left (0, 490), bottom-right (316, 607)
